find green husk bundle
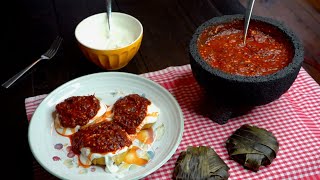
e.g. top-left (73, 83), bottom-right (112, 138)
top-left (226, 124), bottom-right (279, 172)
top-left (173, 146), bottom-right (230, 180)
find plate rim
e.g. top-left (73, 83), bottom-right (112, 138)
top-left (28, 71), bottom-right (184, 180)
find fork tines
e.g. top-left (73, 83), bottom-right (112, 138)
top-left (44, 36), bottom-right (63, 59)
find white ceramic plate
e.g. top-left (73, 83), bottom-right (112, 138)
top-left (28, 72), bottom-right (184, 180)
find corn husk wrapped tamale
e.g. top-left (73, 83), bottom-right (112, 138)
top-left (226, 124), bottom-right (279, 172)
top-left (173, 146), bottom-right (230, 180)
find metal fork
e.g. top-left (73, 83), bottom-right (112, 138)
top-left (2, 36), bottom-right (63, 88)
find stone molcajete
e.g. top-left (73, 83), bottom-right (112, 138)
top-left (189, 14), bottom-right (304, 124)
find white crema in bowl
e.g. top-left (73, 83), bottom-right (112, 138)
top-left (76, 12), bottom-right (141, 50)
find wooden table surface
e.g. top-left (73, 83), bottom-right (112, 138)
top-left (2, 0), bottom-right (319, 179)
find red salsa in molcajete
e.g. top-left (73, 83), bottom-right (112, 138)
top-left (197, 20), bottom-right (294, 76)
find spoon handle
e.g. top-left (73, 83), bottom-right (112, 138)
top-left (243, 0), bottom-right (255, 45)
top-left (106, 0), bottom-right (112, 32)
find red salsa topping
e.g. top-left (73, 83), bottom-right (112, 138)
top-left (197, 20), bottom-right (294, 76)
top-left (56, 95), bottom-right (100, 128)
top-left (113, 94), bottom-right (151, 134)
top-left (71, 121), bottom-right (132, 154)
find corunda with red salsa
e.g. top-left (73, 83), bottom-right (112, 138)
top-left (197, 20), bottom-right (294, 76)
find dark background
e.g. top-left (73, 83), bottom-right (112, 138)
top-left (2, 0), bottom-right (319, 179)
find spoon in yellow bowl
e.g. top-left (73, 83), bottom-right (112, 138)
top-left (243, 0), bottom-right (255, 45)
top-left (106, 0), bottom-right (112, 36)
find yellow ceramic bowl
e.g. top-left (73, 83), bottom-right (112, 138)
top-left (75, 12), bottom-right (143, 70)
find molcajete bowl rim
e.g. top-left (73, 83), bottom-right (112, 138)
top-left (189, 14), bottom-right (304, 83)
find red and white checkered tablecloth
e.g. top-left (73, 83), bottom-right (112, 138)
top-left (25, 64), bottom-right (320, 180)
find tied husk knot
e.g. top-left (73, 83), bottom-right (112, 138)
top-left (173, 146), bottom-right (230, 180)
top-left (226, 124), bottom-right (279, 172)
